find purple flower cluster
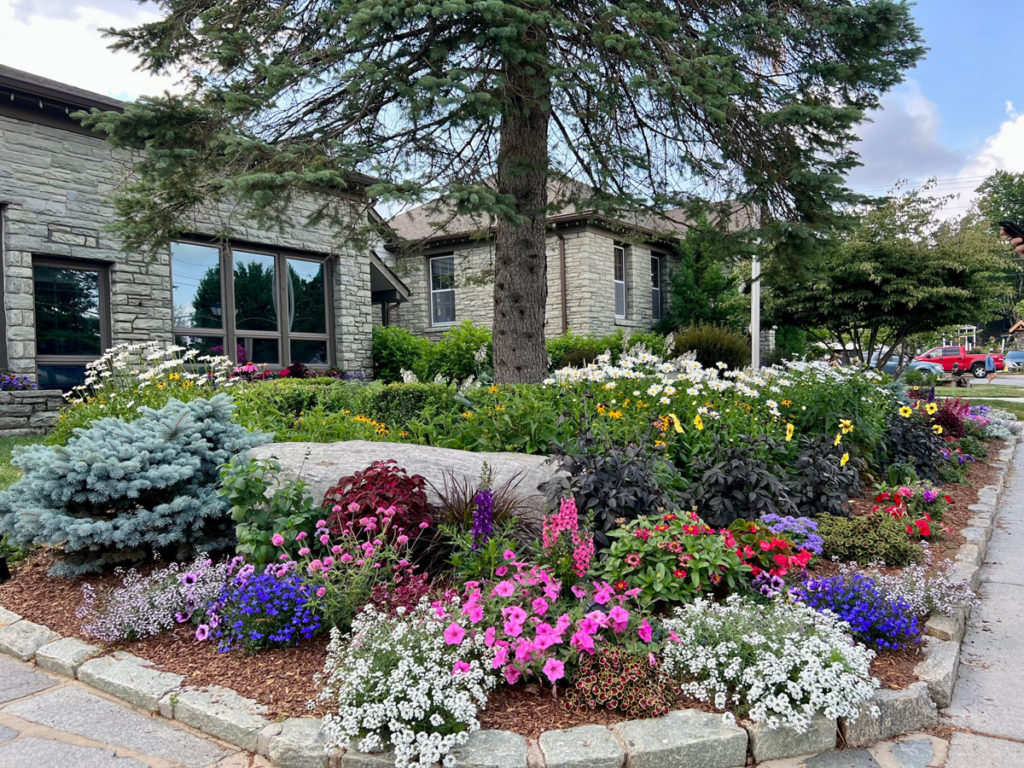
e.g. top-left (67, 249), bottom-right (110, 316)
top-left (201, 572), bottom-right (321, 653)
top-left (758, 514), bottom-right (824, 556)
top-left (792, 572), bottom-right (920, 650)
top-left (471, 488), bottom-right (494, 550)
top-left (0, 374), bottom-right (36, 391)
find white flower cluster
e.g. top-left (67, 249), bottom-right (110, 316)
top-left (316, 601), bottom-right (498, 768)
top-left (661, 596), bottom-right (878, 732)
top-left (851, 549), bottom-right (978, 618)
top-left (66, 341), bottom-right (234, 404)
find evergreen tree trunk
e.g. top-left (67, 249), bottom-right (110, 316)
top-left (492, 25), bottom-right (551, 384)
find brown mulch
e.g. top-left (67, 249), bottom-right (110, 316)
top-left (0, 441), bottom-right (1006, 729)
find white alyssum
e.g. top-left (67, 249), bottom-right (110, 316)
top-left (316, 600), bottom-right (498, 768)
top-left (661, 596), bottom-right (878, 733)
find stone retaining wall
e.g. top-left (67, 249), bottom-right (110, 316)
top-left (0, 389), bottom-right (62, 434)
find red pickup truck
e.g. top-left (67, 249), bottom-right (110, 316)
top-left (913, 346), bottom-right (1004, 378)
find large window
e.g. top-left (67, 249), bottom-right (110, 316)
top-left (651, 254), bottom-right (663, 322)
top-left (430, 254), bottom-right (456, 326)
top-left (171, 241), bottom-right (331, 367)
top-left (613, 244), bottom-right (626, 319)
top-left (33, 258), bottom-right (110, 389)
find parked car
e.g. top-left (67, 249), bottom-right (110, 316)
top-left (1003, 350), bottom-right (1024, 371)
top-left (868, 354), bottom-right (945, 378)
top-left (913, 346), bottom-right (1004, 379)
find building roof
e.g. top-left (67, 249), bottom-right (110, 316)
top-left (0, 63), bottom-right (125, 114)
top-left (387, 176), bottom-right (752, 248)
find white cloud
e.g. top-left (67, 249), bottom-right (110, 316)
top-left (845, 81), bottom-right (964, 195)
top-left (0, 0), bottom-right (181, 101)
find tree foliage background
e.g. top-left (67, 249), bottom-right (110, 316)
top-left (82, 0), bottom-right (923, 381)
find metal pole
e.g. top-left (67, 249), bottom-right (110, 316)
top-left (750, 252), bottom-right (761, 369)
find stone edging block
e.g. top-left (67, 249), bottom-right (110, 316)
top-left (0, 619), bottom-right (60, 661)
top-left (913, 637), bottom-right (960, 709)
top-left (35, 636), bottom-right (101, 677)
top-left (164, 685), bottom-right (271, 753)
top-left (611, 709), bottom-right (747, 768)
top-left (538, 724), bottom-right (624, 768)
top-left (744, 715), bottom-right (837, 764)
top-left (838, 682), bottom-right (937, 747)
top-left (77, 651), bottom-right (184, 713)
top-left (264, 718), bottom-right (328, 768)
top-left (0, 606), bottom-right (21, 627)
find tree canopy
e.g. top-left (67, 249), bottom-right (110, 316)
top-left (83, 0), bottom-right (924, 381)
top-left (766, 184), bottom-right (1013, 367)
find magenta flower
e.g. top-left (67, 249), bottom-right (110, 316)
top-left (503, 549), bottom-right (516, 560)
top-left (195, 624), bottom-right (210, 641)
top-left (504, 620), bottom-right (523, 637)
top-left (444, 623), bottom-right (466, 645)
top-left (504, 606), bottom-right (527, 624)
top-left (295, 531), bottom-right (308, 541)
top-left (271, 533), bottom-right (285, 547)
top-left (493, 580), bottom-right (515, 598)
top-left (452, 661), bottom-right (471, 675)
top-left (316, 587), bottom-right (326, 598)
top-left (339, 553), bottom-right (353, 563)
top-left (316, 519), bottom-right (327, 528)
top-left (542, 658), bottom-right (565, 683)
top-left (570, 630), bottom-right (595, 654)
top-left (593, 583), bottom-right (613, 605)
top-left (495, 566), bottom-right (509, 577)
top-left (608, 605), bottom-right (630, 633)
top-left (532, 597), bottom-right (549, 616)
top-left (504, 666), bottom-right (521, 685)
top-left (570, 584), bottom-right (589, 599)
top-left (298, 547), bottom-right (311, 557)
top-left (484, 627), bottom-right (496, 647)
top-left (493, 645), bottom-right (508, 668)
top-left (638, 619), bottom-right (653, 643)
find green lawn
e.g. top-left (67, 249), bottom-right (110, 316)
top-left (933, 385), bottom-right (1024, 399)
top-left (0, 435), bottom-right (44, 490)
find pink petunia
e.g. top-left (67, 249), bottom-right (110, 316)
top-left (494, 566), bottom-right (508, 577)
top-left (532, 597), bottom-right (549, 616)
top-left (467, 604), bottom-right (484, 623)
top-left (638, 619), bottom-right (653, 643)
top-left (514, 639), bottom-right (534, 662)
top-left (503, 549), bottom-right (516, 560)
top-left (444, 623), bottom-right (466, 645)
top-left (570, 630), bottom-right (595, 654)
top-left (542, 658), bottom-right (565, 683)
top-left (484, 627), bottom-right (497, 647)
top-left (504, 620), bottom-right (523, 638)
top-left (593, 582), bottom-right (613, 605)
top-left (585, 610), bottom-right (610, 628)
top-left (452, 661), bottom-right (471, 675)
top-left (316, 587), bottom-right (326, 598)
top-left (493, 580), bottom-right (516, 598)
top-left (608, 605), bottom-right (630, 633)
top-left (570, 584), bottom-right (589, 600)
top-left (504, 606), bottom-right (528, 625)
top-left (504, 666), bottom-right (521, 685)
top-left (493, 645), bottom-right (508, 668)
top-left (555, 613), bottom-right (573, 634)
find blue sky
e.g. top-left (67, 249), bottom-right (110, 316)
top-left (1, 0), bottom-right (1021, 215)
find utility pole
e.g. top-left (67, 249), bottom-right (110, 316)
top-left (750, 252), bottom-right (761, 369)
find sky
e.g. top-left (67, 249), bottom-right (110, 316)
top-left (1, 0), bottom-right (1023, 219)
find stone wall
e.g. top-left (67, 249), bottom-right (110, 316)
top-left (0, 113), bottom-right (376, 379)
top-left (0, 389), bottom-right (62, 434)
top-left (389, 227), bottom-right (679, 340)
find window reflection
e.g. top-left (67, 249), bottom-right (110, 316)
top-left (33, 265), bottom-right (101, 356)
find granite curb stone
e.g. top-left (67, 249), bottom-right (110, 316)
top-left (913, 637), bottom-right (960, 708)
top-left (839, 683), bottom-right (937, 747)
top-left (452, 729), bottom-right (529, 768)
top-left (538, 724), bottom-right (624, 768)
top-left (77, 651), bottom-right (185, 712)
top-left (744, 715), bottom-right (837, 763)
top-left (266, 718), bottom-right (329, 768)
top-left (612, 709), bottom-right (747, 768)
top-left (0, 606), bottom-right (21, 626)
top-left (166, 685), bottom-right (271, 752)
top-left (0, 619), bottom-right (60, 660)
top-left (35, 636), bottom-right (101, 677)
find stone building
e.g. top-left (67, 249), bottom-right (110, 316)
top-left (0, 64), bottom-right (402, 388)
top-left (385, 181), bottom-right (705, 341)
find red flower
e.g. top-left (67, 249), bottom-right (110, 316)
top-left (634, 528), bottom-right (651, 541)
top-left (662, 513), bottom-right (677, 522)
top-left (613, 580), bottom-right (629, 591)
top-left (875, 491), bottom-right (891, 502)
top-left (943, 495), bottom-right (953, 504)
top-left (654, 524), bottom-right (669, 532)
top-left (673, 568), bottom-right (687, 578)
top-left (915, 519), bottom-right (931, 537)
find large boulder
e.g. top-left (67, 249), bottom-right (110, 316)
top-left (246, 441), bottom-right (559, 520)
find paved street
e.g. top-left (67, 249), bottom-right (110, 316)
top-left (0, 655), bottom-right (267, 768)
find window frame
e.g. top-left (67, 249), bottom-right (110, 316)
top-left (613, 244), bottom-right (627, 319)
top-left (650, 253), bottom-right (663, 322)
top-left (32, 255), bottom-right (112, 370)
top-left (169, 238), bottom-right (335, 369)
top-left (429, 253), bottom-right (456, 327)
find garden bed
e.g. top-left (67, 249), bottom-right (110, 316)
top-left (0, 446), bottom-right (1000, 732)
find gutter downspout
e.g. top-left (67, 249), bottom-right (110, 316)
top-left (557, 231), bottom-right (568, 335)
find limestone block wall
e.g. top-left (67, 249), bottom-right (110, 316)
top-left (390, 227), bottom-right (676, 341)
top-left (0, 114), bottom-right (376, 379)
top-left (0, 389), bottom-right (63, 434)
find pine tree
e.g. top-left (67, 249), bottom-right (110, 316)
top-left (83, 0), bottom-right (924, 382)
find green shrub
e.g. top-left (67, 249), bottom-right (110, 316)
top-left (372, 326), bottom-right (432, 383)
top-left (546, 331), bottom-right (621, 369)
top-left (672, 324), bottom-right (750, 370)
top-left (0, 395), bottom-right (269, 576)
top-left (622, 329), bottom-right (669, 358)
top-left (818, 515), bottom-right (921, 566)
top-left (420, 320), bottom-right (493, 381)
top-left (362, 382), bottom-right (462, 426)
top-left (773, 325), bottom-right (807, 360)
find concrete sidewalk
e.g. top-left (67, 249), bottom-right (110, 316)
top-left (0, 654), bottom-right (267, 768)
top-left (942, 441), bottom-right (1024, 765)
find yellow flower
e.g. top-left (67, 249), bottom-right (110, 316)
top-left (596, 404), bottom-right (607, 415)
top-left (156, 382), bottom-right (167, 389)
top-left (668, 413), bottom-right (684, 433)
top-left (925, 402), bottom-right (938, 415)
top-left (168, 372), bottom-right (180, 381)
top-left (833, 433), bottom-right (842, 446)
top-left (461, 411), bottom-right (474, 420)
top-left (781, 400), bottom-right (792, 407)
top-left (932, 424), bottom-right (943, 434)
top-left (694, 414), bottom-right (704, 431)
top-left (840, 452), bottom-right (849, 467)
top-left (785, 423), bottom-right (794, 442)
top-left (899, 406), bottom-right (912, 418)
top-left (608, 410), bottom-right (623, 419)
top-left (488, 385), bottom-right (499, 394)
top-left (654, 439), bottom-right (667, 449)
top-left (839, 418), bottom-right (854, 434)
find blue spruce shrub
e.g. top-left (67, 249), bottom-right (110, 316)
top-left (0, 394), bottom-right (268, 576)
